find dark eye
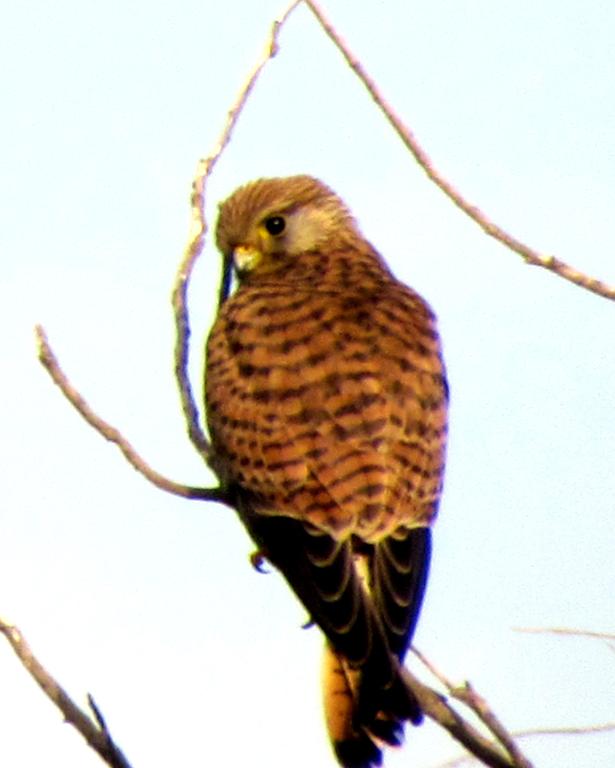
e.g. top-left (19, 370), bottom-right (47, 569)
top-left (264, 215), bottom-right (286, 236)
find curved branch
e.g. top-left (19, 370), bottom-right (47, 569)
top-left (170, 0), bottom-right (304, 461)
top-left (302, 0), bottom-right (614, 301)
top-left (35, 325), bottom-right (232, 506)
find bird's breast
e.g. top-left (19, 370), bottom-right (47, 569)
top-left (206, 280), bottom-right (447, 541)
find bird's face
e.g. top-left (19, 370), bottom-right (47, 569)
top-left (216, 175), bottom-right (358, 279)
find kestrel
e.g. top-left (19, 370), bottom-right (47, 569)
top-left (205, 175), bottom-right (448, 767)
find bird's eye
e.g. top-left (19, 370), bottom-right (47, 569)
top-left (264, 216), bottom-right (286, 236)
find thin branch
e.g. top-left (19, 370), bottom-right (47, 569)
top-left (416, 644), bottom-right (615, 768)
top-left (516, 721), bottom-right (615, 738)
top-left (401, 669), bottom-right (522, 768)
top-left (35, 325), bottom-right (232, 506)
top-left (411, 648), bottom-right (533, 768)
top-left (412, 645), bottom-right (458, 690)
top-left (436, 752), bottom-right (489, 768)
top-left (170, 0), bottom-right (303, 461)
top-left (0, 618), bottom-right (133, 768)
top-left (302, 0), bottom-right (615, 301)
top-left (458, 683), bottom-right (533, 768)
top-left (434, 722), bottom-right (615, 768)
top-left (515, 626), bottom-right (615, 641)
top-left (517, 625), bottom-right (615, 655)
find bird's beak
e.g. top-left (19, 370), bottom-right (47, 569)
top-left (233, 245), bottom-right (262, 275)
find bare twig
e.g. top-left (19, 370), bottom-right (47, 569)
top-left (411, 648), bottom-right (534, 767)
top-left (516, 721), bottom-right (615, 738)
top-left (0, 618), bottom-right (133, 768)
top-left (515, 626), bottom-right (615, 641)
top-left (412, 645), bottom-right (458, 690)
top-left (517, 626), bottom-right (615, 655)
top-left (456, 683), bottom-right (533, 768)
top-left (301, 0), bottom-right (615, 301)
top-left (170, 0), bottom-right (303, 461)
top-left (402, 669), bottom-right (524, 768)
top-left (416, 642), bottom-right (615, 768)
top-left (436, 752), bottom-right (490, 768)
top-left (35, 325), bottom-right (231, 506)
top-left (435, 722), bottom-right (615, 768)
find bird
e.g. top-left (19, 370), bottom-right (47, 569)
top-left (205, 175), bottom-right (448, 767)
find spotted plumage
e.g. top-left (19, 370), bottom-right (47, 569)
top-left (205, 175), bottom-right (448, 767)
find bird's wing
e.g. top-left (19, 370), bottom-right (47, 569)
top-left (234, 492), bottom-right (422, 739)
top-left (372, 525), bottom-right (432, 660)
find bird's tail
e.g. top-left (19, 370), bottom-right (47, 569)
top-left (322, 642), bottom-right (419, 768)
top-left (233, 496), bottom-right (424, 767)
top-left (320, 543), bottom-right (423, 768)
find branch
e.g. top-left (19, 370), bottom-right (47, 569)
top-left (402, 669), bottom-right (527, 768)
top-left (516, 721), bottom-right (615, 738)
top-left (170, 0), bottom-right (303, 460)
top-left (411, 648), bottom-right (533, 768)
top-left (516, 625), bottom-right (615, 655)
top-left (302, 0), bottom-right (614, 301)
top-left (515, 626), bottom-right (615, 641)
top-left (435, 722), bottom-right (615, 768)
top-left (415, 645), bottom-right (615, 768)
top-left (36, 3), bottom-right (305, 504)
top-left (35, 325), bottom-right (231, 506)
top-left (0, 618), bottom-right (133, 768)
top-left (33, 4), bottom-right (308, 512)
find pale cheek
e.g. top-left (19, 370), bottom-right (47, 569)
top-left (285, 212), bottom-right (331, 255)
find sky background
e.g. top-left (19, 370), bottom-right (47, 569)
top-left (1, 1), bottom-right (614, 766)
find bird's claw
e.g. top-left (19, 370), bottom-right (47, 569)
top-left (250, 549), bottom-right (269, 573)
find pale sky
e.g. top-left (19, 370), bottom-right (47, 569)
top-left (1, 1), bottom-right (614, 767)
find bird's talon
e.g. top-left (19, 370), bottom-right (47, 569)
top-left (250, 549), bottom-right (269, 573)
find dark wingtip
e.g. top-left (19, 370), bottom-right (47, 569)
top-left (334, 736), bottom-right (383, 768)
top-left (357, 665), bottom-right (423, 732)
top-left (367, 718), bottom-right (405, 747)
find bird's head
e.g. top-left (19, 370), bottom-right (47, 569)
top-left (215, 175), bottom-right (360, 279)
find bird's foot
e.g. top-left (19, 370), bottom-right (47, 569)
top-left (249, 549), bottom-right (269, 573)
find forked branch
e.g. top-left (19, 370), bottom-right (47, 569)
top-left (0, 618), bottom-right (132, 768)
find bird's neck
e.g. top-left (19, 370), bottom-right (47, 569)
top-left (244, 245), bottom-right (392, 291)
